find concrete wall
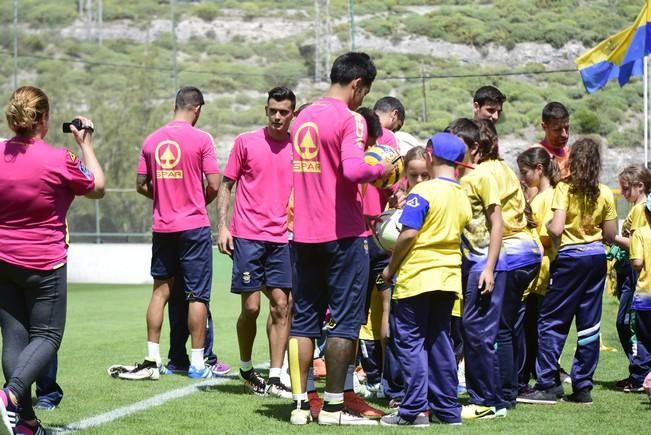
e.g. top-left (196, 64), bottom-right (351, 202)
top-left (68, 243), bottom-right (153, 284)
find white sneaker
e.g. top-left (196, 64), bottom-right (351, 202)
top-left (380, 412), bottom-right (429, 427)
top-left (118, 358), bottom-right (160, 380)
top-left (318, 409), bottom-right (378, 426)
top-left (290, 408), bottom-right (312, 425)
top-left (267, 382), bottom-right (293, 399)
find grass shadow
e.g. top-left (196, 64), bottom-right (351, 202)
top-left (254, 403), bottom-right (292, 422)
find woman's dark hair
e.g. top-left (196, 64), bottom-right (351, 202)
top-left (356, 107), bottom-right (382, 140)
top-left (516, 147), bottom-right (561, 186)
top-left (473, 118), bottom-right (500, 162)
top-left (568, 137), bottom-right (601, 210)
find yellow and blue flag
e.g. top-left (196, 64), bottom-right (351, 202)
top-left (576, 1), bottom-right (651, 94)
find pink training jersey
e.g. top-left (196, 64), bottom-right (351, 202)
top-left (137, 120), bottom-right (219, 233)
top-left (291, 97), bottom-right (369, 243)
top-left (362, 128), bottom-right (398, 235)
top-left (0, 137), bottom-right (95, 270)
top-left (224, 127), bottom-right (292, 243)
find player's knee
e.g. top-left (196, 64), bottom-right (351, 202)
top-left (242, 302), bottom-right (261, 319)
top-left (270, 300), bottom-right (290, 320)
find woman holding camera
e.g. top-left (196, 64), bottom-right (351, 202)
top-left (0, 86), bottom-right (105, 434)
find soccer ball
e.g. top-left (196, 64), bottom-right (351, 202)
top-left (370, 208), bottom-right (403, 252)
top-left (364, 144), bottom-right (404, 189)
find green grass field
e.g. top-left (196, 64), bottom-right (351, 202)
top-left (1, 254), bottom-right (650, 434)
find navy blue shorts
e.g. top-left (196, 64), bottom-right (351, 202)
top-left (290, 237), bottom-right (370, 340)
top-left (151, 227), bottom-right (212, 303)
top-left (230, 238), bottom-right (292, 293)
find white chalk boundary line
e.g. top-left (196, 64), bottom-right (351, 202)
top-left (57, 377), bottom-right (231, 433)
top-left (55, 363), bottom-right (271, 433)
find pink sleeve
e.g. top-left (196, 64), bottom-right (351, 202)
top-left (342, 157), bottom-right (384, 183)
top-left (62, 150), bottom-right (95, 196)
top-left (223, 136), bottom-right (243, 181)
top-left (202, 135), bottom-right (219, 175)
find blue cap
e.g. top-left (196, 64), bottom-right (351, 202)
top-left (429, 132), bottom-right (466, 164)
top-left (647, 194), bottom-right (651, 213)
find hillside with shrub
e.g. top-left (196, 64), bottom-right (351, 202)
top-left (0, 0), bottom-right (645, 238)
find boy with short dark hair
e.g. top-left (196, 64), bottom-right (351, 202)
top-left (472, 86), bottom-right (506, 124)
top-left (380, 133), bottom-right (472, 427)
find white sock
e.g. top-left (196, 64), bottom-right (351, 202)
top-left (282, 351), bottom-right (289, 370)
top-left (147, 341), bottom-right (161, 365)
top-left (240, 360), bottom-right (253, 371)
top-left (269, 367), bottom-right (282, 379)
top-left (323, 391), bottom-right (344, 404)
top-left (343, 365), bottom-right (355, 391)
top-left (191, 348), bottom-right (204, 369)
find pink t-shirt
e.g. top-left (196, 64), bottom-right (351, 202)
top-left (224, 128), bottom-right (292, 243)
top-left (0, 137), bottom-right (95, 270)
top-left (137, 120), bottom-right (219, 233)
top-left (362, 128), bottom-right (398, 235)
top-left (291, 97), bottom-right (369, 243)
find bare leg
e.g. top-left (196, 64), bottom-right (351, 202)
top-left (147, 278), bottom-right (173, 342)
top-left (325, 337), bottom-right (357, 393)
top-left (188, 300), bottom-right (207, 349)
top-left (264, 288), bottom-right (292, 369)
top-left (237, 291), bottom-right (261, 362)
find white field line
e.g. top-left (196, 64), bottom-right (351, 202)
top-left (58, 377), bottom-right (229, 433)
top-left (57, 363), bottom-right (271, 433)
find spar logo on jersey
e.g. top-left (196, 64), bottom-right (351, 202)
top-left (406, 196), bottom-right (420, 208)
top-left (293, 122), bottom-right (321, 173)
top-left (155, 140), bottom-right (183, 179)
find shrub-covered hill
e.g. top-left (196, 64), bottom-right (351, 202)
top-left (0, 0), bottom-right (645, 237)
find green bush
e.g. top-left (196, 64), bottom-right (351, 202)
top-left (192, 3), bottom-right (220, 22)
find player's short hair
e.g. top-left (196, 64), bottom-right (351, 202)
top-left (373, 96), bottom-right (405, 123)
top-left (330, 52), bottom-right (377, 88)
top-left (444, 117), bottom-right (479, 149)
top-left (175, 86), bottom-right (205, 111)
top-left (542, 101), bottom-right (569, 123)
top-left (356, 107), bottom-right (382, 139)
top-left (473, 85), bottom-right (506, 106)
top-left (267, 86), bottom-right (296, 110)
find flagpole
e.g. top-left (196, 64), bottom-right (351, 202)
top-left (646, 56), bottom-right (649, 169)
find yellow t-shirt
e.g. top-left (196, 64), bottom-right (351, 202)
top-left (359, 286), bottom-right (383, 340)
top-left (394, 178), bottom-right (472, 300)
top-left (526, 188), bottom-right (556, 296)
top-left (631, 225), bottom-right (651, 294)
top-left (551, 182), bottom-right (618, 247)
top-left (622, 201), bottom-right (647, 237)
top-left (482, 160), bottom-right (528, 238)
top-left (630, 224), bottom-right (651, 310)
top-left (460, 161), bottom-right (502, 257)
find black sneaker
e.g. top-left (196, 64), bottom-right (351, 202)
top-left (517, 385), bottom-right (563, 405)
top-left (615, 377), bottom-right (630, 389)
top-left (623, 383), bottom-right (645, 393)
top-left (562, 389), bottom-right (592, 404)
top-left (240, 369), bottom-right (269, 396)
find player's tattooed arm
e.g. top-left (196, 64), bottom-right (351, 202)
top-left (136, 174), bottom-right (153, 200)
top-left (216, 176), bottom-right (235, 255)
